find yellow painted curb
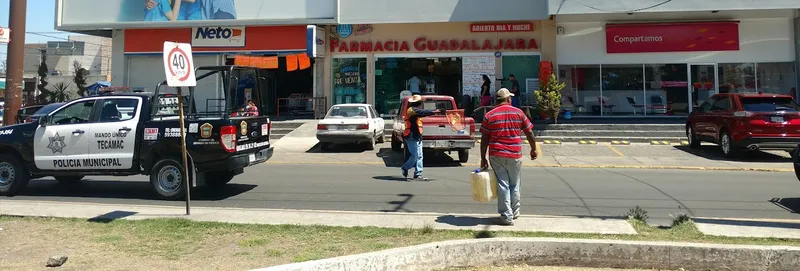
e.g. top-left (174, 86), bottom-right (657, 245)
top-left (542, 140), bottom-right (562, 144)
top-left (264, 161), bottom-right (792, 172)
top-left (578, 140), bottom-right (597, 145)
top-left (650, 140), bottom-right (672, 145)
top-left (610, 140), bottom-right (630, 145)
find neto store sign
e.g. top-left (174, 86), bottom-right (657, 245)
top-left (330, 37), bottom-right (538, 53)
top-left (192, 26), bottom-right (246, 47)
top-left (605, 21), bottom-right (739, 53)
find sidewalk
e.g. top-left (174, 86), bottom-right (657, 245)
top-left (3, 199), bottom-right (800, 239)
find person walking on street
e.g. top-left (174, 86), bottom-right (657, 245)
top-left (479, 88), bottom-right (538, 226)
top-left (402, 95), bottom-right (440, 181)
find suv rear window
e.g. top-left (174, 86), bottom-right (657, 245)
top-left (741, 97), bottom-right (800, 112)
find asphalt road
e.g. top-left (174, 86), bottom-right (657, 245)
top-left (7, 157), bottom-right (800, 225)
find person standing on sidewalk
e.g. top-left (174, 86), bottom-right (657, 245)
top-left (479, 88), bottom-right (538, 226)
top-left (402, 95), bottom-right (440, 181)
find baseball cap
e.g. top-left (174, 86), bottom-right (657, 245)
top-left (496, 88), bottom-right (515, 98)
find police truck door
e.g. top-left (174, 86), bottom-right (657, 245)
top-left (34, 99), bottom-right (97, 170)
top-left (87, 98), bottom-right (142, 170)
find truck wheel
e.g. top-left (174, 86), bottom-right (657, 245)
top-left (150, 158), bottom-right (188, 200)
top-left (54, 175), bottom-right (84, 184)
top-left (458, 150), bottom-right (469, 163)
top-left (0, 154), bottom-right (29, 197)
top-left (205, 170), bottom-right (235, 189)
top-left (391, 136), bottom-right (402, 151)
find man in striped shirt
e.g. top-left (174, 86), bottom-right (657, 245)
top-left (480, 88), bottom-right (538, 226)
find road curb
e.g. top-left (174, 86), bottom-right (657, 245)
top-left (252, 237), bottom-right (800, 271)
top-left (264, 161), bottom-right (793, 172)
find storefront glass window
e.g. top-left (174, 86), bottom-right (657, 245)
top-left (564, 65), bottom-right (600, 116)
top-left (601, 64), bottom-right (644, 116)
top-left (332, 57), bottom-right (368, 106)
top-left (757, 62), bottom-right (796, 96)
top-left (374, 57), bottom-right (463, 116)
top-left (645, 64), bottom-right (689, 115)
top-left (719, 63), bottom-right (756, 94)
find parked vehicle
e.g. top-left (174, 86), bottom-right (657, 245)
top-left (316, 104), bottom-right (385, 151)
top-left (0, 65), bottom-right (273, 199)
top-left (18, 103), bottom-right (65, 124)
top-left (686, 93), bottom-right (800, 158)
top-left (391, 95), bottom-right (476, 162)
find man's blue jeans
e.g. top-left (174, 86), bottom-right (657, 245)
top-left (490, 156), bottom-right (522, 221)
top-left (401, 137), bottom-right (424, 177)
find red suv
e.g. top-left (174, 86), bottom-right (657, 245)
top-left (686, 93), bottom-right (800, 158)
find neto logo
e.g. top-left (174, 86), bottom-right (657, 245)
top-left (0, 129), bottom-right (12, 135)
top-left (195, 27), bottom-right (242, 40)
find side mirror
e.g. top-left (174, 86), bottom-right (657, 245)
top-left (38, 116), bottom-right (49, 126)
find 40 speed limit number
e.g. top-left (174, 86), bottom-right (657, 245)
top-left (162, 42), bottom-right (197, 87)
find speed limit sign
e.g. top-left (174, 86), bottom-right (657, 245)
top-left (162, 42), bottom-right (197, 87)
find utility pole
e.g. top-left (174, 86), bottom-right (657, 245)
top-left (4, 0), bottom-right (27, 125)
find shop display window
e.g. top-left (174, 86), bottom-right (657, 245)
top-left (756, 62), bottom-right (796, 96)
top-left (563, 65), bottom-right (600, 116)
top-left (718, 63), bottom-right (756, 94)
top-left (645, 64), bottom-right (689, 115)
top-left (332, 58), bottom-right (368, 106)
top-left (374, 57), bottom-right (463, 116)
top-left (601, 64), bottom-right (645, 116)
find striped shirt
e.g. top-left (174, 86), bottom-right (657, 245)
top-left (480, 104), bottom-right (533, 159)
top-left (199, 0), bottom-right (237, 20)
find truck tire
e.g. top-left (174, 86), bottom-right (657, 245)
top-left (150, 158), bottom-right (189, 200)
top-left (0, 154), bottom-right (30, 197)
top-left (458, 150), bottom-right (469, 163)
top-left (391, 136), bottom-right (402, 151)
top-left (54, 175), bottom-right (85, 184)
top-left (205, 170), bottom-right (235, 189)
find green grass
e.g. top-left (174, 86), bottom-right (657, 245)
top-left (0, 215), bottom-right (798, 268)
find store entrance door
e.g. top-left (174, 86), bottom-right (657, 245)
top-left (689, 64), bottom-right (718, 112)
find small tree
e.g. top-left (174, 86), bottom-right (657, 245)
top-left (72, 60), bottom-right (88, 97)
top-left (36, 52), bottom-right (51, 104)
top-left (48, 82), bottom-right (72, 103)
top-left (534, 73), bottom-right (566, 123)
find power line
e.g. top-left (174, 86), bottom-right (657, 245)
top-left (569, 0), bottom-right (672, 13)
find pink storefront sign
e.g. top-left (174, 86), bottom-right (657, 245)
top-left (660, 81), bottom-right (688, 87)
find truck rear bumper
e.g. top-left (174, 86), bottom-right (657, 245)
top-left (226, 147), bottom-right (274, 169)
top-left (422, 139), bottom-right (475, 150)
top-left (736, 137), bottom-right (800, 151)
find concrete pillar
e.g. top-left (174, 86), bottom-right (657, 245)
top-left (111, 29), bottom-right (126, 86)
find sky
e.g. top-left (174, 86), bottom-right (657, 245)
top-left (1, 0), bottom-right (73, 67)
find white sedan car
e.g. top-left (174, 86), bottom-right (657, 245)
top-left (317, 104), bottom-right (385, 151)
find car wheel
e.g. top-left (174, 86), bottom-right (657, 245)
top-left (365, 136), bottom-right (376, 151)
top-left (376, 130), bottom-right (385, 143)
top-left (391, 135), bottom-right (402, 151)
top-left (54, 175), bottom-right (84, 184)
top-left (458, 150), bottom-right (469, 163)
top-left (719, 131), bottom-right (738, 158)
top-left (205, 170), bottom-right (235, 189)
top-left (686, 125), bottom-right (701, 149)
top-left (320, 142), bottom-right (331, 151)
top-left (0, 154), bottom-right (29, 197)
top-left (150, 158), bottom-right (188, 200)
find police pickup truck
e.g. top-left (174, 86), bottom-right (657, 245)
top-left (0, 66), bottom-right (273, 199)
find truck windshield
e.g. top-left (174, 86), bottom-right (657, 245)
top-left (154, 66), bottom-right (261, 119)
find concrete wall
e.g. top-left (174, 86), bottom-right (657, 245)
top-left (549, 0), bottom-right (800, 15)
top-left (338, 0), bottom-right (549, 24)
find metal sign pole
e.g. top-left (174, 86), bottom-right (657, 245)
top-left (176, 86), bottom-right (191, 215)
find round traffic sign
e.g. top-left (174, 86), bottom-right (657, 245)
top-left (166, 47), bottom-right (192, 82)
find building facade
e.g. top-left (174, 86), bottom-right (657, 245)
top-left (55, 0), bottom-right (800, 118)
top-left (551, 1), bottom-right (800, 117)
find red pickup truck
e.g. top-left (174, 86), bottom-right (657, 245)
top-left (390, 95), bottom-right (476, 162)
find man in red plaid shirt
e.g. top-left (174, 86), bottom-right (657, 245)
top-left (479, 88), bottom-right (538, 226)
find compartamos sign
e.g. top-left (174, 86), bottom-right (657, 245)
top-left (605, 21), bottom-right (740, 54)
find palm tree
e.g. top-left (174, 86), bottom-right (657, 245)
top-left (48, 82), bottom-right (72, 102)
